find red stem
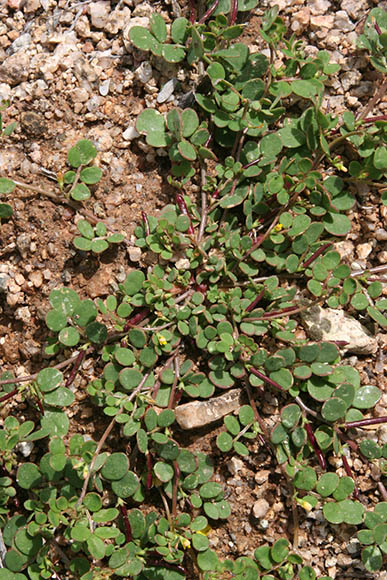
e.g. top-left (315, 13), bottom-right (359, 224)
top-left (65, 350), bottom-right (85, 387)
top-left (249, 368), bottom-right (286, 392)
top-left (176, 193), bottom-right (195, 234)
top-left (344, 416), bottom-right (387, 429)
top-left (0, 388), bottom-right (17, 403)
top-left (189, 0), bottom-right (196, 23)
top-left (141, 211), bottom-right (150, 236)
top-left (374, 21), bottom-right (382, 35)
top-left (302, 243), bottom-right (332, 269)
top-left (119, 504), bottom-right (132, 542)
top-left (246, 288), bottom-right (265, 312)
top-left (305, 423), bottom-right (326, 470)
top-left (123, 309), bottom-right (149, 332)
top-left (229, 0), bottom-right (238, 25)
top-left (199, 0), bottom-right (219, 23)
top-left (341, 454), bottom-right (359, 499)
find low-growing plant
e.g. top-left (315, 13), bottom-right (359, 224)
top-left (1, 1), bottom-right (387, 578)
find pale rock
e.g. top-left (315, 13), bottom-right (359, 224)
top-left (24, 0), bottom-right (40, 11)
top-left (375, 229), bottom-right (387, 241)
top-left (134, 61), bottom-right (153, 84)
top-left (99, 79), bottom-right (110, 96)
top-left (106, 7), bottom-right (131, 34)
top-left (252, 498), bottom-right (270, 519)
top-left (10, 33), bottom-right (31, 53)
top-left (75, 15), bottom-right (91, 38)
top-left (310, 15), bottom-right (334, 30)
top-left (15, 306), bottom-right (31, 324)
top-left (132, 2), bottom-right (154, 18)
top-left (309, 0), bottom-right (331, 14)
top-left (356, 243), bottom-right (373, 260)
top-left (254, 470), bottom-right (270, 485)
top-left (334, 10), bottom-right (355, 32)
top-left (87, 126), bottom-right (113, 151)
top-left (300, 305), bottom-right (378, 355)
top-left (341, 70), bottom-right (361, 92)
top-left (0, 83), bottom-right (11, 101)
top-left (175, 258), bottom-right (190, 270)
top-left (341, 0), bottom-right (368, 19)
top-left (89, 1), bottom-right (110, 29)
top-left (292, 8), bottom-right (310, 33)
top-left (0, 52), bottom-right (30, 86)
top-left (157, 78), bottom-right (178, 104)
top-left (128, 246), bottom-right (142, 262)
top-left (0, 274), bottom-right (10, 292)
top-left (175, 389), bottom-right (242, 429)
top-left (347, 538), bottom-right (360, 554)
top-left (71, 88), bottom-right (90, 103)
top-left (16, 441), bottom-right (34, 457)
top-left (122, 125), bottom-right (139, 141)
top-left (7, 292), bottom-right (23, 307)
top-left (334, 240), bottom-right (354, 260)
top-left (227, 457), bottom-right (244, 475)
top-left (377, 251), bottom-right (387, 264)
top-left (29, 271), bottom-right (43, 288)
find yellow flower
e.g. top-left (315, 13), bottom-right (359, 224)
top-left (197, 524), bottom-right (212, 536)
top-left (274, 223), bottom-right (283, 232)
top-left (298, 498), bottom-right (313, 512)
top-left (157, 333), bottom-right (167, 346)
top-left (181, 537), bottom-right (191, 549)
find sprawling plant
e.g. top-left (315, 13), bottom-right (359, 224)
top-left (0, 2), bottom-right (386, 579)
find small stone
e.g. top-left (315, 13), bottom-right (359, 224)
top-left (375, 229), bottom-right (387, 241)
top-left (300, 304), bottom-right (378, 355)
top-left (134, 61), bottom-right (153, 84)
top-left (309, 0), bottom-right (331, 14)
top-left (99, 79), bottom-right (110, 96)
top-left (310, 15), bottom-right (334, 30)
top-left (128, 246), bottom-right (142, 262)
top-left (356, 243), bottom-right (373, 260)
top-left (334, 240), bottom-right (354, 260)
top-left (0, 274), bottom-right (10, 292)
top-left (254, 470), bottom-right (270, 485)
top-left (16, 441), bottom-right (34, 457)
top-left (157, 78), bottom-right (179, 104)
top-left (334, 10), bottom-right (355, 32)
top-left (0, 52), bottom-right (30, 86)
top-left (15, 307), bottom-right (31, 324)
top-left (122, 125), bottom-right (139, 141)
top-left (175, 389), bottom-right (242, 429)
top-left (252, 499), bottom-right (270, 519)
top-left (20, 111), bottom-right (47, 137)
top-left (292, 8), bottom-right (310, 33)
top-left (227, 457), bottom-right (244, 475)
top-left (29, 271), bottom-right (43, 288)
top-left (23, 0), bottom-right (40, 11)
top-left (377, 251), bottom-right (387, 264)
top-left (347, 538), bottom-right (360, 555)
top-left (89, 1), bottom-right (110, 29)
top-left (175, 258), bottom-right (190, 270)
top-left (71, 88), bottom-right (90, 103)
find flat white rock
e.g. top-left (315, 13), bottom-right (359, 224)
top-left (300, 305), bottom-right (378, 354)
top-left (175, 388), bottom-right (242, 430)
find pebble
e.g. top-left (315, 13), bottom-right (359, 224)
top-left (254, 470), bottom-right (270, 485)
top-left (356, 242), bottom-right (373, 260)
top-left (128, 246), bottom-right (142, 262)
top-left (227, 457), bottom-right (244, 475)
top-left (15, 306), bottom-right (31, 324)
top-left (309, 0), bottom-right (331, 14)
top-left (157, 78), bottom-right (179, 104)
top-left (175, 389), bottom-right (242, 429)
top-left (99, 79), bottom-right (110, 96)
top-left (0, 51), bottom-right (30, 86)
top-left (375, 229), bottom-right (387, 241)
top-left (252, 498), bottom-right (270, 519)
top-left (29, 271), bottom-right (43, 288)
top-left (310, 15), bottom-right (334, 31)
top-left (16, 441), bottom-right (34, 457)
top-left (134, 61), bottom-right (153, 84)
top-left (300, 304), bottom-right (378, 355)
top-left (122, 125), bottom-right (139, 141)
top-left (89, 1), bottom-right (110, 29)
top-left (334, 10), bottom-right (355, 32)
top-left (0, 274), bottom-right (10, 292)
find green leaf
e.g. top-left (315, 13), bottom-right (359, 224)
top-left (129, 26), bottom-right (160, 52)
top-left (362, 545), bottom-right (383, 572)
top-left (178, 139), bottom-right (197, 161)
top-left (77, 219), bottom-right (94, 239)
top-left (59, 326), bottom-right (80, 347)
top-left (281, 404), bottom-right (301, 429)
top-left (321, 397), bottom-right (347, 422)
top-left (171, 17), bottom-right (188, 43)
top-left (154, 461), bottom-right (174, 482)
top-left (373, 146), bottom-right (387, 170)
top-left (323, 213), bottom-right (351, 236)
top-left (123, 271), bottom-right (145, 295)
top-left (316, 473), bottom-right (339, 497)
top-left (68, 139), bottom-right (97, 168)
top-left (80, 166), bottom-right (102, 184)
top-left (111, 471), bottom-right (139, 498)
top-left (217, 431), bottom-right (233, 452)
top-left (101, 453), bottom-right (129, 480)
top-left (352, 385), bottom-right (381, 409)
top-left (162, 44), bottom-right (186, 63)
top-left (43, 386), bottom-right (74, 407)
top-left (85, 321), bottom-right (107, 344)
top-left (37, 368), bottom-right (63, 392)
top-left (0, 203), bottom-right (12, 218)
top-left (293, 466), bottom-right (317, 491)
top-left (271, 538), bottom-right (289, 563)
top-left (150, 13), bottom-right (167, 42)
top-left (260, 133), bottom-right (282, 159)
top-left (0, 177), bottom-right (16, 194)
top-left (323, 501), bottom-right (344, 524)
top-left (71, 183), bottom-right (91, 201)
top-left (17, 463), bottom-right (42, 490)
top-left (74, 237), bottom-right (92, 251)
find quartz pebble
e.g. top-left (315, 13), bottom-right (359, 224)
top-left (252, 499), bottom-right (270, 519)
top-left (227, 457), bottom-right (244, 475)
top-left (175, 389), bottom-right (242, 429)
top-left (157, 78), bottom-right (178, 104)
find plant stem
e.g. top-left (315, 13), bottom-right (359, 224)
top-left (119, 504), bottom-right (132, 542)
top-left (65, 350), bottom-right (86, 387)
top-left (197, 164), bottom-right (208, 242)
top-left (172, 460), bottom-right (180, 518)
top-left (246, 288), bottom-right (265, 312)
top-left (249, 368), bottom-right (286, 392)
top-left (344, 416), bottom-right (387, 429)
top-left (341, 453), bottom-right (359, 499)
top-left (305, 423), bottom-right (326, 470)
top-left (198, 0), bottom-right (219, 23)
top-left (302, 243), bottom-right (332, 269)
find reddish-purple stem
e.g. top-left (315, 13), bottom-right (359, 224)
top-left (141, 211), bottom-right (150, 236)
top-left (362, 115), bottom-right (387, 123)
top-left (146, 453), bottom-right (153, 490)
top-left (261, 305), bottom-right (299, 319)
top-left (189, 0), bottom-right (196, 23)
top-left (35, 397), bottom-right (44, 416)
top-left (344, 416), bottom-right (387, 429)
top-left (249, 368), bottom-right (286, 392)
top-left (375, 21), bottom-right (382, 35)
top-left (146, 555), bottom-right (187, 575)
top-left (212, 188), bottom-right (220, 199)
top-left (302, 243), bottom-right (332, 269)
top-left (0, 388), bottom-right (17, 403)
top-left (246, 288), bottom-right (265, 312)
top-left (229, 0), bottom-right (238, 25)
top-left (305, 423), bottom-right (326, 470)
top-left (65, 350), bottom-right (85, 387)
top-left (123, 309), bottom-right (149, 332)
top-left (176, 193), bottom-right (195, 234)
top-left (120, 504), bottom-right (132, 542)
top-left (342, 454), bottom-right (359, 499)
top-left (199, 0), bottom-right (219, 23)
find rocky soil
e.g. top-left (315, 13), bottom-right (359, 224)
top-left (0, 0), bottom-right (386, 578)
